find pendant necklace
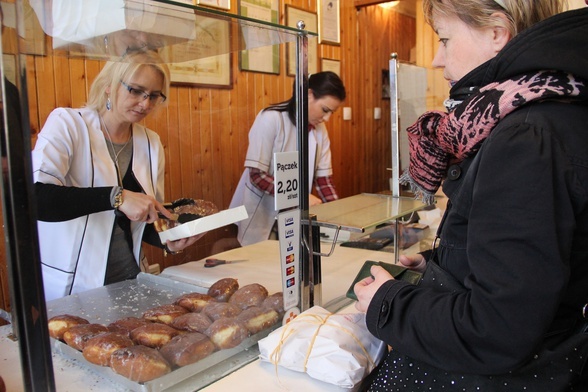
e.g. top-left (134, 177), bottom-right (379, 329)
top-left (100, 114), bottom-right (132, 186)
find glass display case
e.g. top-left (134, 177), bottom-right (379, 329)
top-left (0, 1), bottom-right (315, 390)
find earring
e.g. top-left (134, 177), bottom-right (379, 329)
top-left (106, 97), bottom-right (112, 111)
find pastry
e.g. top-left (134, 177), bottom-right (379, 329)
top-left (202, 302), bottom-right (242, 322)
top-left (236, 306), bottom-right (280, 335)
top-left (130, 323), bottom-right (181, 349)
top-left (82, 332), bottom-right (134, 366)
top-left (47, 314), bottom-right (89, 340)
top-left (205, 317), bottom-right (250, 350)
top-left (108, 317), bottom-right (152, 337)
top-left (63, 323), bottom-right (109, 351)
top-left (110, 345), bottom-right (171, 383)
top-left (207, 278), bottom-right (239, 302)
top-left (174, 292), bottom-right (216, 312)
top-left (171, 312), bottom-right (212, 333)
top-left (261, 292), bottom-right (285, 316)
top-left (228, 283), bottom-right (269, 310)
top-left (142, 304), bottom-right (189, 325)
top-left (160, 332), bottom-right (216, 367)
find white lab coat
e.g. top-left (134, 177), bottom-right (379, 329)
top-left (32, 107), bottom-right (165, 301)
top-left (230, 109), bottom-right (334, 246)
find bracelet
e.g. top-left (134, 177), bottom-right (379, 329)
top-left (164, 244), bottom-right (183, 256)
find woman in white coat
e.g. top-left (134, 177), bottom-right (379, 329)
top-left (230, 72), bottom-right (346, 246)
top-left (33, 50), bottom-right (200, 301)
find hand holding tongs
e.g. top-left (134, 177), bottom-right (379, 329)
top-left (204, 258), bottom-right (247, 268)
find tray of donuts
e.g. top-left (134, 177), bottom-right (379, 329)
top-left (46, 273), bottom-right (284, 392)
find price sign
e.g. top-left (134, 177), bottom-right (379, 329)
top-left (273, 151), bottom-right (299, 211)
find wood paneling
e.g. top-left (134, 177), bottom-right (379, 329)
top-left (1, 0), bottom-right (447, 311)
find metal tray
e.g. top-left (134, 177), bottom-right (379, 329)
top-left (47, 273), bottom-right (276, 391)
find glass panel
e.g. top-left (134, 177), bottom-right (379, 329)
top-left (310, 193), bottom-right (427, 232)
top-left (27, 0), bottom-right (317, 62)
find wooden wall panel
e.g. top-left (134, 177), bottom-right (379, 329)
top-left (1, 0), bottom-right (452, 311)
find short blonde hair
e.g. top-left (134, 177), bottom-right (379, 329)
top-left (423, 0), bottom-right (567, 38)
top-left (86, 50), bottom-right (170, 111)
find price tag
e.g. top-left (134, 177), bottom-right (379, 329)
top-left (277, 209), bottom-right (300, 312)
top-left (273, 151), bottom-right (299, 211)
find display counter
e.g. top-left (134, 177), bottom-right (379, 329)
top-left (0, 240), bottom-right (404, 391)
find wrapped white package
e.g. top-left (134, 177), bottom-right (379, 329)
top-left (258, 306), bottom-right (386, 389)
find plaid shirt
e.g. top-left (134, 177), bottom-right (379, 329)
top-left (249, 167), bottom-right (338, 202)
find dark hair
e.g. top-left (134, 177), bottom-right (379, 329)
top-left (265, 71), bottom-right (346, 124)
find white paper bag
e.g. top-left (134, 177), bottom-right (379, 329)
top-left (258, 306), bottom-right (386, 388)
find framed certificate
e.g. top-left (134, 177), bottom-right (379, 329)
top-left (238, 0), bottom-right (280, 74)
top-left (286, 5), bottom-right (318, 76)
top-left (318, 0), bottom-right (340, 45)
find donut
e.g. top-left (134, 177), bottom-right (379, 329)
top-left (63, 323), bottom-right (109, 351)
top-left (228, 283), bottom-right (268, 310)
top-left (207, 278), bottom-right (239, 302)
top-left (202, 302), bottom-right (242, 321)
top-left (160, 332), bottom-right (216, 367)
top-left (142, 304), bottom-right (189, 325)
top-left (205, 317), bottom-right (250, 350)
top-left (130, 323), bottom-right (181, 349)
top-left (82, 332), bottom-right (134, 366)
top-left (110, 345), bottom-right (171, 383)
top-left (236, 306), bottom-right (280, 335)
top-left (48, 314), bottom-right (89, 340)
top-left (261, 292), bottom-right (285, 316)
top-left (174, 292), bottom-right (216, 312)
top-left (108, 317), bottom-right (152, 337)
top-left (171, 312), bottom-right (212, 333)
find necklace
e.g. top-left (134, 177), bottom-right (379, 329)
top-left (100, 114), bottom-right (132, 186)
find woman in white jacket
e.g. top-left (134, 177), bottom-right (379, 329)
top-left (230, 72), bottom-right (346, 246)
top-left (33, 50), bottom-right (200, 301)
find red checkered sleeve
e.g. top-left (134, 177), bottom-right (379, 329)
top-left (249, 167), bottom-right (274, 194)
top-left (315, 175), bottom-right (338, 202)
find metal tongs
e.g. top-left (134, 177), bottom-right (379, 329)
top-left (159, 198), bottom-right (202, 224)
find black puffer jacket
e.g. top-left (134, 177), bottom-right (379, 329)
top-left (366, 6), bottom-right (588, 380)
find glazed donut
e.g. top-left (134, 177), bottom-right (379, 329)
top-left (108, 317), bottom-right (152, 337)
top-left (207, 278), bottom-right (239, 302)
top-left (63, 323), bottom-right (109, 351)
top-left (47, 314), bottom-right (89, 340)
top-left (205, 317), bottom-right (250, 350)
top-left (110, 345), bottom-right (171, 383)
top-left (261, 292), bottom-right (285, 316)
top-left (82, 332), bottom-right (134, 366)
top-left (160, 332), bottom-right (216, 367)
top-left (130, 323), bottom-right (181, 349)
top-left (228, 283), bottom-right (269, 310)
top-left (171, 312), bottom-right (212, 333)
top-left (236, 306), bottom-right (279, 335)
top-left (202, 302), bottom-right (242, 322)
top-left (142, 304), bottom-right (189, 325)
top-left (174, 292), bottom-right (217, 313)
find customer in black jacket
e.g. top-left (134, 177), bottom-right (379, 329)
top-left (355, 1), bottom-right (588, 390)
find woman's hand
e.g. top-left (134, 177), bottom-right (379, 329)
top-left (398, 253), bottom-right (427, 273)
top-left (117, 190), bottom-right (171, 223)
top-left (309, 193), bottom-right (322, 206)
top-left (354, 265), bottom-right (394, 313)
top-left (165, 233), bottom-right (205, 253)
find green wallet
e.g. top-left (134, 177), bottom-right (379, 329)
top-left (346, 260), bottom-right (422, 301)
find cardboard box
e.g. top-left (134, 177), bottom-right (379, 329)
top-left (158, 205), bottom-right (248, 243)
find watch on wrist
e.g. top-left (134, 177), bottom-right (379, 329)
top-left (113, 187), bottom-right (124, 209)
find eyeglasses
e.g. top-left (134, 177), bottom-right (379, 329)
top-left (120, 80), bottom-right (167, 104)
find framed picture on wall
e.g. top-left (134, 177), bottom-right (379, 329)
top-left (165, 18), bottom-right (233, 88)
top-left (196, 0), bottom-right (231, 10)
top-left (318, 0), bottom-right (340, 45)
top-left (382, 69), bottom-right (390, 99)
top-left (321, 58), bottom-right (340, 76)
top-left (238, 0), bottom-right (280, 74)
top-left (286, 5), bottom-right (318, 76)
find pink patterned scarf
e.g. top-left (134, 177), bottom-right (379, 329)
top-left (400, 71), bottom-right (587, 204)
